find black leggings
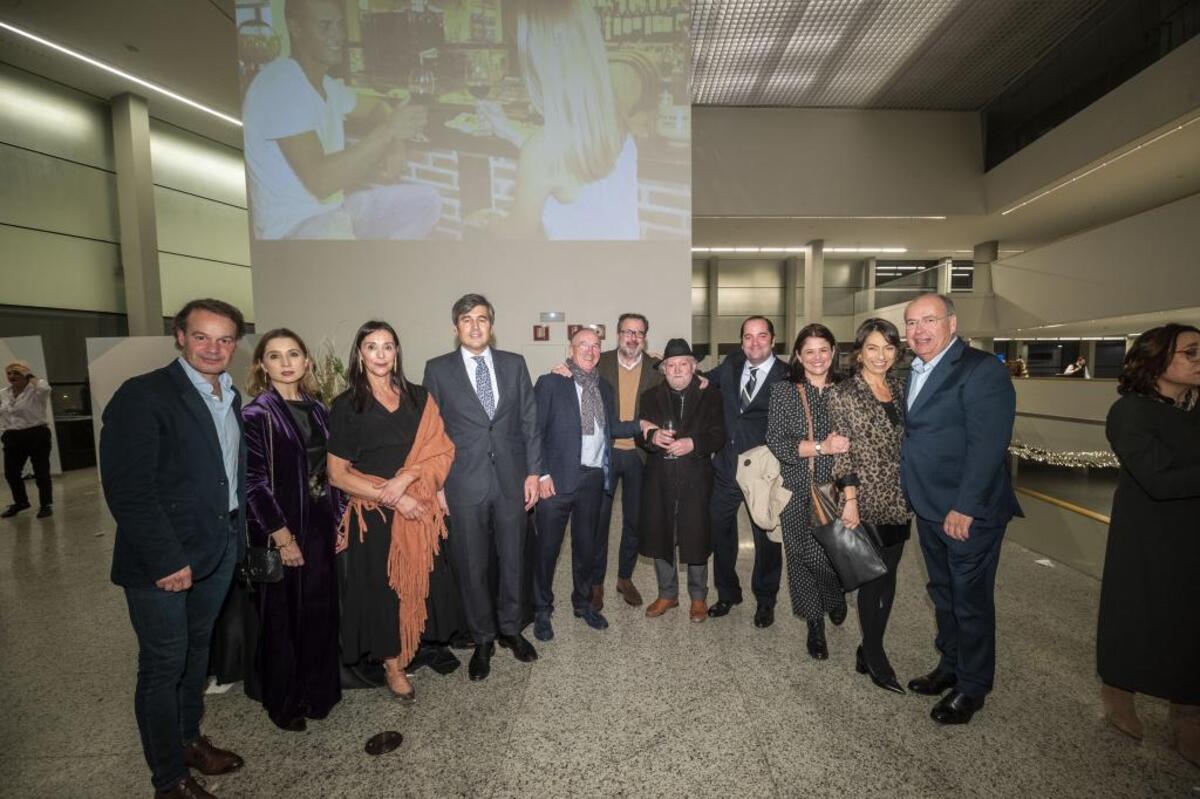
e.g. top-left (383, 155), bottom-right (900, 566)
top-left (3, 425), bottom-right (52, 508)
top-left (857, 530), bottom-right (906, 675)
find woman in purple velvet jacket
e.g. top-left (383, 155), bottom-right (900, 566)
top-left (243, 329), bottom-right (343, 731)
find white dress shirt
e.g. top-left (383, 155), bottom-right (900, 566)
top-left (461, 346), bottom-right (500, 407)
top-left (740, 356), bottom-right (778, 406)
top-left (0, 377), bottom-right (52, 432)
top-left (177, 358), bottom-right (240, 511)
top-left (907, 342), bottom-right (954, 410)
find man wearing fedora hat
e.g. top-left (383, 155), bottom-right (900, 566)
top-left (636, 339), bottom-right (726, 623)
top-left (1, 360), bottom-right (54, 519)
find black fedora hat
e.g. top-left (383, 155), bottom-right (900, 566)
top-left (661, 338), bottom-right (695, 360)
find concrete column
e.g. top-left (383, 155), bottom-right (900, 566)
top-left (1082, 340), bottom-right (1098, 378)
top-left (972, 337), bottom-right (995, 353)
top-left (803, 239), bottom-right (824, 323)
top-left (784, 256), bottom-right (800, 350)
top-left (706, 256), bottom-right (719, 368)
top-left (972, 240), bottom-right (997, 296)
top-left (936, 257), bottom-right (953, 296)
top-left (864, 257), bottom-right (877, 316)
top-left (111, 93), bottom-right (163, 335)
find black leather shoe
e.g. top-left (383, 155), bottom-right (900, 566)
top-left (931, 690), bottom-right (984, 725)
top-left (36, 505), bottom-right (52, 519)
top-left (156, 776), bottom-right (215, 798)
top-left (498, 633), bottom-right (538, 662)
top-left (270, 714), bottom-right (307, 732)
top-left (829, 603), bottom-right (848, 626)
top-left (806, 620), bottom-right (828, 660)
top-left (707, 598), bottom-right (741, 618)
top-left (1, 502), bottom-right (30, 518)
top-left (468, 642), bottom-right (494, 681)
top-left (856, 646), bottom-right (904, 695)
top-left (753, 605), bottom-right (774, 629)
top-left (907, 668), bottom-right (958, 696)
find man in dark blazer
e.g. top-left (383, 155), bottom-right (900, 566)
top-left (593, 312), bottom-right (662, 609)
top-left (103, 298), bottom-right (248, 799)
top-left (532, 327), bottom-right (641, 640)
top-left (704, 316), bottom-right (791, 627)
top-left (423, 293), bottom-right (544, 681)
top-left (900, 293), bottom-right (1022, 725)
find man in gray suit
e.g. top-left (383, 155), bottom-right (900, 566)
top-left (423, 293), bottom-right (543, 681)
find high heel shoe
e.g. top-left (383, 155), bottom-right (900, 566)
top-left (384, 659), bottom-right (416, 702)
top-left (856, 646), bottom-right (904, 694)
top-left (806, 620), bottom-right (828, 660)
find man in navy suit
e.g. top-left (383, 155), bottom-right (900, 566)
top-left (900, 294), bottom-right (1022, 725)
top-left (532, 327), bottom-right (640, 639)
top-left (103, 298), bottom-right (248, 798)
top-left (705, 316), bottom-right (792, 627)
top-left (423, 293), bottom-right (544, 681)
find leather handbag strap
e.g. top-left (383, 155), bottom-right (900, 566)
top-left (796, 382), bottom-right (816, 481)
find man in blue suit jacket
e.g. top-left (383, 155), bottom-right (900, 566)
top-left (103, 299), bottom-right (248, 797)
top-left (900, 294), bottom-right (1022, 725)
top-left (532, 328), bottom-right (640, 640)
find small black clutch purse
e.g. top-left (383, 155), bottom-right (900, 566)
top-left (238, 545), bottom-right (284, 584)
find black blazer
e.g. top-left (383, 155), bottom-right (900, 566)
top-left (900, 338), bottom-right (1022, 524)
top-left (423, 348), bottom-right (543, 506)
top-left (103, 360), bottom-right (248, 588)
top-left (534, 373), bottom-right (640, 494)
top-left (706, 352), bottom-right (791, 480)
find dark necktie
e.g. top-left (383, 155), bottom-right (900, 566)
top-left (740, 366), bottom-right (759, 411)
top-left (473, 355), bottom-right (495, 419)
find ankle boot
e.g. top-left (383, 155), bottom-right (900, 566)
top-left (1170, 702), bottom-right (1200, 768)
top-left (1100, 683), bottom-right (1143, 740)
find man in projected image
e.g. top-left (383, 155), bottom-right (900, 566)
top-left (423, 294), bottom-right (543, 681)
top-left (242, 0), bottom-right (441, 240)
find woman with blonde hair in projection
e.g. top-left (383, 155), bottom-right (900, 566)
top-left (472, 0), bottom-right (640, 240)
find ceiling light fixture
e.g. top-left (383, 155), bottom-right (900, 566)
top-left (692, 246), bottom-right (908, 254)
top-left (1000, 113), bottom-right (1200, 216)
top-left (0, 20), bottom-right (242, 127)
top-left (693, 215), bottom-right (947, 221)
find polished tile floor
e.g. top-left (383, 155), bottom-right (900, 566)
top-left (2, 469), bottom-right (1197, 798)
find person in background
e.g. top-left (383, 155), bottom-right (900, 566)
top-left (1063, 356), bottom-right (1089, 378)
top-left (638, 339), bottom-right (726, 623)
top-left (828, 319), bottom-right (911, 695)
top-left (1, 360), bottom-right (53, 519)
top-left (1007, 357), bottom-right (1029, 379)
top-left (1097, 323), bottom-right (1200, 769)
top-left (242, 329), bottom-right (343, 731)
top-left (242, 0), bottom-right (441, 240)
top-left (103, 299), bottom-right (248, 799)
top-left (471, 0), bottom-right (639, 240)
top-left (765, 324), bottom-right (850, 661)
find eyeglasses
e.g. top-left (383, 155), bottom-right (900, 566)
top-left (1175, 347), bottom-right (1200, 362)
top-left (618, 329), bottom-right (646, 339)
top-left (903, 315), bottom-right (951, 330)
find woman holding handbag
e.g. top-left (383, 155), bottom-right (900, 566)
top-left (766, 323), bottom-right (850, 660)
top-left (243, 329), bottom-right (344, 731)
top-left (828, 319), bottom-right (911, 694)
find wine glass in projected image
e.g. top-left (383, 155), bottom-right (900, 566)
top-left (466, 60), bottom-right (490, 100)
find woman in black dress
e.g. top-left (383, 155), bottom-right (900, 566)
top-left (1097, 323), bottom-right (1200, 768)
top-left (243, 329), bottom-right (342, 731)
top-left (765, 323), bottom-right (851, 660)
top-left (327, 321), bottom-right (456, 702)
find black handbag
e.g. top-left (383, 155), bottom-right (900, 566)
top-left (237, 413), bottom-right (284, 585)
top-left (797, 384), bottom-right (888, 592)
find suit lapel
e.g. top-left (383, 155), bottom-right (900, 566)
top-left (490, 351), bottom-right (509, 417)
top-left (908, 339), bottom-right (963, 417)
top-left (169, 361), bottom-right (224, 463)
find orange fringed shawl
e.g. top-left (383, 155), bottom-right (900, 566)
top-left (337, 396), bottom-right (455, 668)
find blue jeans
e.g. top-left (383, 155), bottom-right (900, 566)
top-left (124, 530), bottom-right (237, 791)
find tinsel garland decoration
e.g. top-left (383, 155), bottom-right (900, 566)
top-left (1008, 442), bottom-right (1119, 469)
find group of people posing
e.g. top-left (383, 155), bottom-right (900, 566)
top-left (101, 293), bottom-right (1200, 798)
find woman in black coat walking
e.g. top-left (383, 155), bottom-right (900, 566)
top-left (1097, 323), bottom-right (1200, 769)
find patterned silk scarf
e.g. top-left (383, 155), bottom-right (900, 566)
top-left (567, 359), bottom-right (604, 435)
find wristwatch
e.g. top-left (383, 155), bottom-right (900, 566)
top-left (814, 442), bottom-right (823, 454)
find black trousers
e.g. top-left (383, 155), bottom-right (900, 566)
top-left (534, 466), bottom-right (604, 615)
top-left (593, 448), bottom-right (644, 583)
top-left (710, 472), bottom-right (782, 607)
top-left (445, 469), bottom-right (529, 645)
top-left (3, 424), bottom-right (52, 508)
top-left (856, 533), bottom-right (906, 676)
top-left (916, 516), bottom-right (1006, 698)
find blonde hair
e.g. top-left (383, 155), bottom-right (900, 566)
top-left (248, 328), bottom-right (319, 398)
top-left (516, 0), bottom-right (622, 183)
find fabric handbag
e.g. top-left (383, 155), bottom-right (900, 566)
top-left (237, 413), bottom-right (284, 585)
top-left (796, 384), bottom-right (887, 591)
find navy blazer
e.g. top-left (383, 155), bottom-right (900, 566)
top-left (423, 348), bottom-right (543, 506)
top-left (534, 373), bottom-right (640, 494)
top-left (900, 338), bottom-right (1022, 524)
top-left (103, 360), bottom-right (248, 588)
top-left (706, 352), bottom-right (791, 481)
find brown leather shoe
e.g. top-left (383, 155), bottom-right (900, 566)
top-left (644, 598), bottom-right (679, 617)
top-left (591, 584), bottom-right (604, 612)
top-left (183, 736), bottom-right (244, 776)
top-left (615, 578), bottom-right (643, 607)
top-left (155, 776), bottom-right (216, 798)
top-left (689, 600), bottom-right (707, 623)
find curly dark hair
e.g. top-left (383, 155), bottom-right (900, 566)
top-left (788, 323), bottom-right (844, 385)
top-left (1117, 323), bottom-right (1200, 400)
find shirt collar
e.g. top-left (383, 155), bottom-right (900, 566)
top-left (461, 346), bottom-right (492, 363)
top-left (617, 350), bottom-right (643, 370)
top-left (910, 339), bottom-right (955, 375)
top-left (177, 356), bottom-right (233, 395)
top-left (743, 355), bottom-right (776, 375)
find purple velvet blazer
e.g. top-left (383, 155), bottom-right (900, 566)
top-left (242, 389), bottom-right (344, 548)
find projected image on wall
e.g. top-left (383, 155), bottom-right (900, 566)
top-left (237, 0), bottom-right (691, 242)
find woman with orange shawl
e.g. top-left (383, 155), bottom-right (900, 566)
top-left (327, 320), bottom-right (454, 701)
